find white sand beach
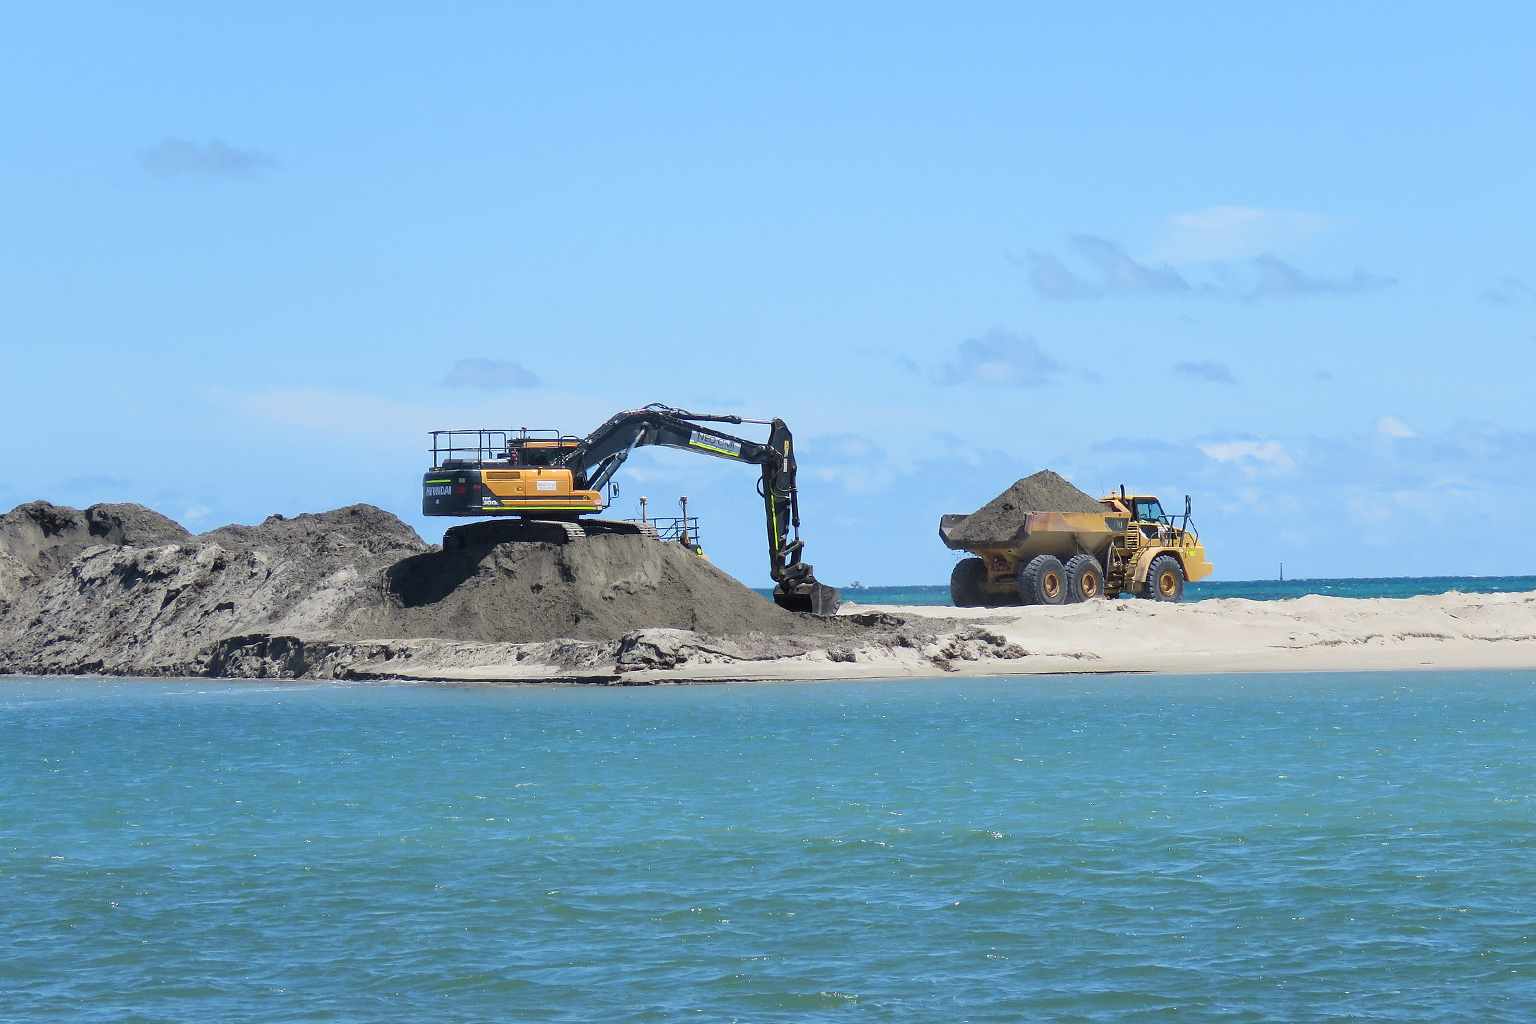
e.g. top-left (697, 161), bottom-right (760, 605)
top-left (374, 589), bottom-right (1536, 684)
top-left (837, 589), bottom-right (1536, 677)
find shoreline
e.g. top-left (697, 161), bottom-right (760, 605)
top-left (385, 589), bottom-right (1536, 684)
top-left (7, 589), bottom-right (1534, 686)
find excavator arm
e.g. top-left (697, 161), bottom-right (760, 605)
top-left (561, 404), bottom-right (840, 615)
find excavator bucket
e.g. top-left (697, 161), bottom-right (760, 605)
top-left (773, 581), bottom-right (842, 616)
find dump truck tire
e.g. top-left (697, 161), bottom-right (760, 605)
top-left (1143, 554), bottom-right (1184, 602)
top-left (1064, 554), bottom-right (1103, 602)
top-left (1018, 554), bottom-right (1067, 605)
top-left (950, 558), bottom-right (988, 607)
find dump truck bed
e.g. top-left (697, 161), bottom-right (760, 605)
top-left (940, 510), bottom-right (1128, 560)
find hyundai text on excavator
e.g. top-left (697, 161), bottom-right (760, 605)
top-left (421, 404), bottom-right (841, 615)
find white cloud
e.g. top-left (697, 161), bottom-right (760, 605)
top-left (1376, 415), bottom-right (1417, 439)
top-left (1158, 206), bottom-right (1332, 264)
top-left (933, 329), bottom-right (1063, 387)
top-left (443, 358), bottom-right (539, 390)
top-left (1088, 418), bottom-right (1536, 575)
top-left (1198, 440), bottom-right (1294, 473)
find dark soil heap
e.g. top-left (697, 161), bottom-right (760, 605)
top-left (0, 501), bottom-right (189, 610)
top-left (947, 470), bottom-right (1105, 546)
top-left (0, 502), bottom-right (825, 677)
top-left (348, 519), bottom-right (811, 643)
top-left (0, 505), bottom-right (429, 675)
top-left (0, 500), bottom-right (188, 577)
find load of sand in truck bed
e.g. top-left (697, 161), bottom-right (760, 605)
top-left (945, 470), bottom-right (1105, 546)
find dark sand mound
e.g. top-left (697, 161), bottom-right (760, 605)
top-left (0, 505), bottom-right (428, 675)
top-left (349, 519), bottom-right (810, 643)
top-left (0, 500), bottom-right (188, 579)
top-left (0, 503), bottom-right (831, 677)
top-left (947, 470), bottom-right (1104, 546)
top-left (197, 505), bottom-right (423, 557)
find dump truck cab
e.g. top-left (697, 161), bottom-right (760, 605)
top-left (1131, 497), bottom-right (1168, 523)
top-left (1096, 491), bottom-right (1214, 602)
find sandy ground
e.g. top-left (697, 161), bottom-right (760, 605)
top-left (842, 590), bottom-right (1536, 677)
top-left (364, 589), bottom-right (1536, 684)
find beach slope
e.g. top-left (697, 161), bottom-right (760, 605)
top-left (303, 589), bottom-right (1536, 683)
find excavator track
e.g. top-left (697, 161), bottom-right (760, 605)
top-left (439, 517), bottom-right (673, 550)
top-left (442, 518), bottom-right (585, 549)
top-left (578, 518), bottom-right (661, 540)
top-left (527, 519), bottom-right (587, 542)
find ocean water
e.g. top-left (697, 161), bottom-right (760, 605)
top-left (814, 575), bottom-right (1536, 606)
top-left (3, 674), bottom-right (1535, 1021)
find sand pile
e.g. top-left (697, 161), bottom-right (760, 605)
top-left (947, 470), bottom-right (1104, 546)
top-left (348, 519), bottom-right (811, 643)
top-left (0, 505), bottom-right (429, 675)
top-left (0, 501), bottom-right (188, 609)
top-left (0, 502), bottom-right (833, 677)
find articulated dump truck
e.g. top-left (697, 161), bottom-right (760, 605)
top-left (940, 490), bottom-right (1214, 606)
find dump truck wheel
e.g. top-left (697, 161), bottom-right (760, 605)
top-left (1064, 554), bottom-right (1103, 602)
top-left (1143, 554), bottom-right (1184, 602)
top-left (1018, 554), bottom-right (1067, 605)
top-left (950, 558), bottom-right (988, 607)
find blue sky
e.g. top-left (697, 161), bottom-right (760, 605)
top-left (3, 3), bottom-right (1535, 585)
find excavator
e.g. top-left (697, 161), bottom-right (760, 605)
top-left (421, 404), bottom-right (841, 615)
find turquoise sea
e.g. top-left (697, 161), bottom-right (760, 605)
top-left (4, 673), bottom-right (1534, 1021)
top-left (809, 575), bottom-right (1536, 606)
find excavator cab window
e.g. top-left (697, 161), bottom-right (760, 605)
top-left (1132, 498), bottom-right (1168, 524)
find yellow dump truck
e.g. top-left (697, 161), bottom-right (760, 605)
top-left (940, 489), bottom-right (1214, 606)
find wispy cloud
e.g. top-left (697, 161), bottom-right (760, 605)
top-left (1025, 230), bottom-right (1392, 301)
top-left (1093, 417), bottom-right (1536, 573)
top-left (1484, 275), bottom-right (1536, 303)
top-left (1175, 361), bottom-right (1237, 384)
top-left (443, 358), bottom-right (540, 390)
top-left (144, 139), bottom-right (272, 177)
top-left (1196, 439), bottom-right (1295, 474)
top-left (1158, 206), bottom-right (1333, 263)
top-left (228, 388), bottom-right (435, 437)
top-left (1249, 255), bottom-right (1393, 297)
top-left (933, 329), bottom-right (1062, 387)
top-left (1025, 236), bottom-right (1190, 299)
top-left (805, 434), bottom-right (900, 494)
